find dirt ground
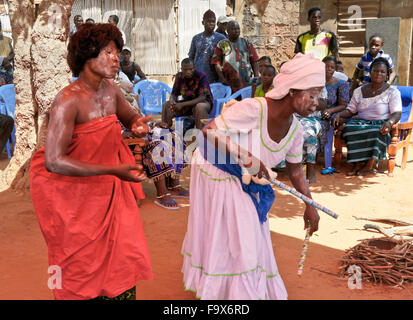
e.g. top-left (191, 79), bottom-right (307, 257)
top-left (1, 145), bottom-right (413, 300)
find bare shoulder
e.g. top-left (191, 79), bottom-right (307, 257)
top-left (50, 85), bottom-right (81, 113)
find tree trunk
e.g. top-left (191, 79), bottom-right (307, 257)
top-left (0, 0), bottom-right (74, 192)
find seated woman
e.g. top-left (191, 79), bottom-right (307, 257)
top-left (120, 46), bottom-right (146, 84)
top-left (114, 72), bottom-right (189, 209)
top-left (332, 57), bottom-right (402, 176)
top-left (319, 56), bottom-right (350, 174)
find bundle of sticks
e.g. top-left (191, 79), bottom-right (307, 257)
top-left (339, 237), bottom-right (413, 287)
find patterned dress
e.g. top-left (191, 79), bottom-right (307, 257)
top-left (188, 32), bottom-right (226, 84)
top-left (318, 80), bottom-right (350, 167)
top-left (211, 37), bottom-right (259, 93)
top-left (342, 86), bottom-right (402, 163)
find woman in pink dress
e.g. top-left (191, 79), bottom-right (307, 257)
top-left (182, 53), bottom-right (324, 300)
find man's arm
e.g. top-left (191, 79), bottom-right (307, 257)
top-left (134, 62), bottom-right (146, 80)
top-left (248, 41), bottom-right (259, 78)
top-left (7, 42), bottom-right (14, 60)
top-left (211, 45), bottom-right (229, 85)
top-left (388, 67), bottom-right (397, 84)
top-left (188, 36), bottom-right (196, 61)
top-left (330, 32), bottom-right (339, 61)
top-left (214, 64), bottom-right (229, 85)
top-left (294, 35), bottom-right (302, 54)
top-left (176, 95), bottom-right (206, 110)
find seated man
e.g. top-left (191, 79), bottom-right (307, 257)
top-left (120, 46), bottom-right (146, 84)
top-left (162, 58), bottom-right (213, 130)
top-left (0, 113), bottom-right (13, 154)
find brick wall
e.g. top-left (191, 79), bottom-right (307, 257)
top-left (234, 0), bottom-right (300, 71)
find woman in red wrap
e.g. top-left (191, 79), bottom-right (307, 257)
top-left (30, 23), bottom-right (153, 300)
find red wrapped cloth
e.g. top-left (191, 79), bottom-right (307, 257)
top-left (30, 114), bottom-right (152, 300)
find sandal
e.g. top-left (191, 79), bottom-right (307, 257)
top-left (154, 194), bottom-right (180, 210)
top-left (321, 167), bottom-right (337, 175)
top-left (168, 185), bottom-right (190, 199)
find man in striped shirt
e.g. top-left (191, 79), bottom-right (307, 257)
top-left (350, 35), bottom-right (396, 94)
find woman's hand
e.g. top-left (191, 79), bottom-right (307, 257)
top-left (380, 120), bottom-right (393, 135)
top-left (304, 205), bottom-right (320, 236)
top-left (112, 164), bottom-right (147, 182)
top-left (242, 155), bottom-right (270, 180)
top-left (131, 115), bottom-right (151, 137)
top-left (321, 110), bottom-right (331, 120)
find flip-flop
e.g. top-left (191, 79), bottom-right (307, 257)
top-left (171, 190), bottom-right (189, 199)
top-left (168, 185), bottom-right (190, 199)
top-left (154, 199), bottom-right (180, 210)
top-left (321, 167), bottom-right (337, 175)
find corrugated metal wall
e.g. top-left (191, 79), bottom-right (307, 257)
top-left (0, 0), bottom-right (12, 41)
top-left (70, 0), bottom-right (228, 75)
top-left (71, 0), bottom-right (133, 46)
top-left (131, 0), bottom-right (177, 75)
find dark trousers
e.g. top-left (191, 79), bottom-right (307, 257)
top-left (0, 114), bottom-right (13, 154)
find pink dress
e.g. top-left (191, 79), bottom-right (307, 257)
top-left (182, 97), bottom-right (304, 300)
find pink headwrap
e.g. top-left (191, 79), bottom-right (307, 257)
top-left (265, 53), bottom-right (325, 100)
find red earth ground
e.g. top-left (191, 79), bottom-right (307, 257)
top-left (0, 144), bottom-right (412, 300)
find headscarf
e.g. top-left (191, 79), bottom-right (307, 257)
top-left (265, 53), bottom-right (325, 100)
top-left (203, 9), bottom-right (216, 20)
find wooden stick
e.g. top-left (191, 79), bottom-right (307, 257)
top-left (298, 228), bottom-right (311, 277)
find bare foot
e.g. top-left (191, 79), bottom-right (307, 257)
top-left (347, 162), bottom-right (365, 176)
top-left (307, 175), bottom-right (317, 184)
top-left (306, 163), bottom-right (316, 184)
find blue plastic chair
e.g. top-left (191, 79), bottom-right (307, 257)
top-left (209, 83), bottom-right (232, 118)
top-left (397, 86), bottom-right (413, 124)
top-left (386, 86), bottom-right (413, 174)
top-left (132, 79), bottom-right (171, 116)
top-left (0, 84), bottom-right (16, 158)
top-left (175, 82), bottom-right (232, 133)
top-left (215, 86), bottom-right (252, 115)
